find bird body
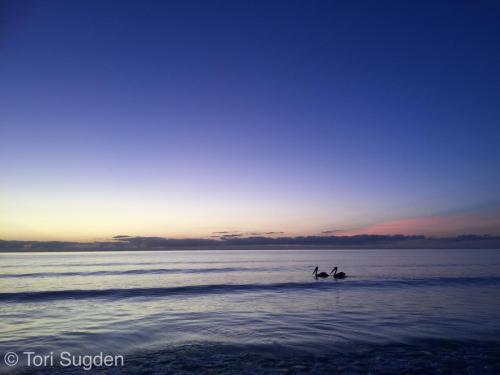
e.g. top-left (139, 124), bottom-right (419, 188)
top-left (313, 266), bottom-right (329, 278)
top-left (331, 266), bottom-right (346, 279)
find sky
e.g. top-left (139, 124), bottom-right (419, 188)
top-left (1, 0), bottom-right (500, 241)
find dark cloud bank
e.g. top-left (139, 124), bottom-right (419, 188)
top-left (1, 235), bottom-right (500, 252)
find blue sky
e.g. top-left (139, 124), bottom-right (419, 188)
top-left (1, 0), bottom-right (499, 240)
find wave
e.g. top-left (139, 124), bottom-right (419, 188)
top-left (0, 267), bottom-right (267, 279)
top-left (2, 276), bottom-right (500, 303)
top-left (0, 259), bottom-right (267, 269)
top-left (0, 261), bottom-right (162, 268)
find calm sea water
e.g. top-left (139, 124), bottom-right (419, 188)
top-left (1, 249), bottom-right (500, 373)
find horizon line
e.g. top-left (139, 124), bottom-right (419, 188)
top-left (2, 234), bottom-right (500, 252)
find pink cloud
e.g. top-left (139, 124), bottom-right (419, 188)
top-left (340, 210), bottom-right (500, 237)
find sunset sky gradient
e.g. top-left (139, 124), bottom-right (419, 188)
top-left (1, 1), bottom-right (499, 240)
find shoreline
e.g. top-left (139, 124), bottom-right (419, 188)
top-left (5, 339), bottom-right (500, 374)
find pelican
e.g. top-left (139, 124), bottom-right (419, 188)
top-left (331, 266), bottom-right (346, 279)
top-left (313, 266), bottom-right (329, 278)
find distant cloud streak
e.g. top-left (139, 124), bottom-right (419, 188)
top-left (1, 234), bottom-right (500, 252)
top-left (342, 209), bottom-right (500, 237)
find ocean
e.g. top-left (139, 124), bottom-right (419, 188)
top-left (1, 249), bottom-right (500, 374)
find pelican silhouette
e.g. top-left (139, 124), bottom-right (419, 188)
top-left (313, 266), bottom-right (329, 278)
top-left (331, 266), bottom-right (346, 279)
